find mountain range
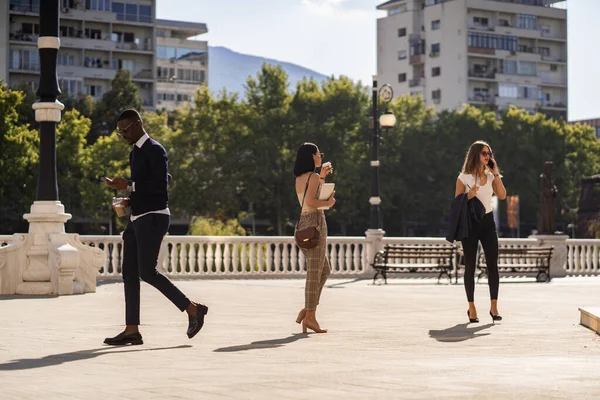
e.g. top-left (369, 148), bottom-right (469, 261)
top-left (207, 46), bottom-right (329, 96)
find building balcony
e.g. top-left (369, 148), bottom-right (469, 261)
top-left (57, 65), bottom-right (117, 80)
top-left (539, 99), bottom-right (567, 110)
top-left (9, 32), bottom-right (38, 44)
top-left (115, 40), bottom-right (154, 53)
top-left (539, 72), bottom-right (567, 86)
top-left (468, 70), bottom-right (496, 80)
top-left (468, 47), bottom-right (496, 57)
top-left (496, 73), bottom-right (541, 86)
top-left (468, 93), bottom-right (495, 105)
top-left (133, 69), bottom-right (154, 82)
top-left (539, 30), bottom-right (566, 41)
top-left (495, 26), bottom-right (541, 40)
top-left (8, 0), bottom-right (39, 14)
top-left (540, 54), bottom-right (566, 63)
top-left (468, 24), bottom-right (495, 32)
top-left (8, 63), bottom-right (40, 74)
top-left (409, 55), bottom-right (423, 65)
top-left (61, 8), bottom-right (117, 24)
top-left (62, 37), bottom-right (116, 51)
top-left (409, 78), bottom-right (422, 88)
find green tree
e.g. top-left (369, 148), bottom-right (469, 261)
top-left (0, 82), bottom-right (39, 233)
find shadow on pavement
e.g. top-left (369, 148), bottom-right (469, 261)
top-left (326, 278), bottom-right (365, 288)
top-left (428, 323), bottom-right (494, 342)
top-left (213, 333), bottom-right (309, 352)
top-left (0, 345), bottom-right (192, 371)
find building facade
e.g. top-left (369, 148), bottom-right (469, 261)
top-left (1, 0), bottom-right (208, 111)
top-left (376, 0), bottom-right (567, 119)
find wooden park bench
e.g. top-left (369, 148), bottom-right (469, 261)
top-left (372, 244), bottom-right (456, 284)
top-left (477, 246), bottom-right (554, 282)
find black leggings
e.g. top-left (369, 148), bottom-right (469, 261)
top-left (461, 212), bottom-right (499, 302)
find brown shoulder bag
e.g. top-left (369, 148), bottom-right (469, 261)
top-left (294, 174), bottom-right (320, 249)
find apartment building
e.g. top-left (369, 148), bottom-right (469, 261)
top-left (376, 0), bottom-right (567, 119)
top-left (1, 0), bottom-right (208, 111)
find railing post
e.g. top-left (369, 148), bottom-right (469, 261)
top-left (364, 229), bottom-right (385, 278)
top-left (530, 234), bottom-right (569, 278)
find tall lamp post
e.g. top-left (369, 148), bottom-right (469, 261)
top-left (369, 76), bottom-right (396, 231)
top-left (1, 0), bottom-right (105, 296)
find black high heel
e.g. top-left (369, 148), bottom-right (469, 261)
top-left (467, 310), bottom-right (479, 323)
top-left (489, 311), bottom-right (502, 322)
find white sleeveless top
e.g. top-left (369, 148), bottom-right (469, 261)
top-left (458, 172), bottom-right (494, 213)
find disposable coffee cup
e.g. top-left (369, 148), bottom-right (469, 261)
top-left (112, 197), bottom-right (127, 217)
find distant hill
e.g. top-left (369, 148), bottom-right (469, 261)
top-left (208, 46), bottom-right (329, 96)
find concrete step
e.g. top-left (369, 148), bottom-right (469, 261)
top-left (579, 307), bottom-right (600, 334)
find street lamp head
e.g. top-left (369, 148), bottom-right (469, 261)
top-left (379, 111), bottom-right (396, 128)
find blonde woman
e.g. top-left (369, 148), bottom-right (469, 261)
top-left (455, 141), bottom-right (506, 323)
top-left (293, 142), bottom-right (336, 333)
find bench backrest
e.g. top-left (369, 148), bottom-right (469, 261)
top-left (479, 246), bottom-right (553, 266)
top-left (382, 245), bottom-right (456, 266)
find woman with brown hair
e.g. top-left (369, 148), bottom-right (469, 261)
top-left (293, 142), bottom-right (336, 333)
top-left (455, 141), bottom-right (507, 323)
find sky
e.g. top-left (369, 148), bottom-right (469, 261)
top-left (157, 0), bottom-right (592, 122)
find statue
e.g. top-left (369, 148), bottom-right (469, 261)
top-left (538, 161), bottom-right (558, 234)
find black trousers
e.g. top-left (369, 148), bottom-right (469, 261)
top-left (122, 213), bottom-right (190, 325)
top-left (461, 212), bottom-right (499, 303)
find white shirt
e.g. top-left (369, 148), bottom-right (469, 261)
top-left (130, 133), bottom-right (170, 222)
top-left (458, 172), bottom-right (494, 214)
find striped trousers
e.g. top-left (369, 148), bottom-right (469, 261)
top-left (298, 211), bottom-right (331, 311)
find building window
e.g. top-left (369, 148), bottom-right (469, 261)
top-left (468, 32), bottom-right (517, 52)
top-left (398, 50), bottom-right (407, 60)
top-left (57, 53), bottom-right (75, 66)
top-left (398, 28), bottom-right (406, 37)
top-left (500, 60), bottom-right (517, 75)
top-left (499, 83), bottom-right (518, 98)
top-left (85, 84), bottom-right (103, 98)
top-left (519, 61), bottom-right (537, 76)
top-left (117, 59), bottom-right (135, 73)
top-left (517, 14), bottom-right (537, 30)
top-left (157, 46), bottom-right (176, 59)
top-left (539, 47), bottom-right (550, 57)
top-left (85, 0), bottom-right (110, 11)
top-left (519, 85), bottom-right (539, 100)
top-left (550, 64), bottom-right (558, 72)
top-left (398, 73), bottom-right (407, 83)
top-left (9, 48), bottom-right (40, 71)
top-left (157, 67), bottom-right (175, 80)
top-left (473, 17), bottom-right (489, 27)
top-left (431, 67), bottom-right (441, 77)
top-left (431, 20), bottom-right (440, 30)
top-left (432, 89), bottom-right (441, 100)
top-left (139, 5), bottom-right (152, 22)
top-left (430, 43), bottom-right (440, 56)
top-left (58, 78), bottom-right (83, 95)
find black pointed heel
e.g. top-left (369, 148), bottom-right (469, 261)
top-left (489, 311), bottom-right (502, 322)
top-left (467, 310), bottom-right (479, 323)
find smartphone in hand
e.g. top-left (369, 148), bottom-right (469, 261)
top-left (488, 159), bottom-right (495, 169)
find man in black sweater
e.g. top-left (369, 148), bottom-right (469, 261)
top-left (103, 109), bottom-right (208, 346)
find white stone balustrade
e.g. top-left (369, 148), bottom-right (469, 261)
top-left (4, 235), bottom-right (600, 280)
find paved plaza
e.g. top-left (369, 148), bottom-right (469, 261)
top-left (1, 277), bottom-right (600, 399)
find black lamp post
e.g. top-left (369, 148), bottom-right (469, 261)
top-left (34, 0), bottom-right (63, 201)
top-left (369, 76), bottom-right (396, 231)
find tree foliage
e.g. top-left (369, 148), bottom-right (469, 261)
top-left (1, 67), bottom-right (598, 237)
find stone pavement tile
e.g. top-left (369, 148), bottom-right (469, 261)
top-left (2, 278), bottom-right (600, 399)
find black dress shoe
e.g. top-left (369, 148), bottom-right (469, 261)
top-left (187, 304), bottom-right (209, 339)
top-left (104, 331), bottom-right (143, 346)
